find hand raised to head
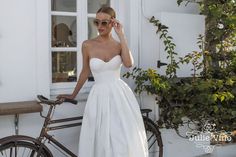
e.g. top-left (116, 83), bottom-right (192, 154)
top-left (111, 18), bottom-right (124, 38)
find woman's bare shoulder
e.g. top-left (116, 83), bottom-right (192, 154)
top-left (82, 39), bottom-right (92, 46)
top-left (83, 38), bottom-right (99, 47)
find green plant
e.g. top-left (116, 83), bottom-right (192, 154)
top-left (124, 0), bottom-right (236, 134)
top-left (124, 68), bottom-right (236, 131)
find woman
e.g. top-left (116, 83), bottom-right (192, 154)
top-left (58, 6), bottom-right (148, 157)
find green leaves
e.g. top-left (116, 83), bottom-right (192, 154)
top-left (213, 91), bottom-right (234, 102)
top-left (149, 16), bottom-right (179, 78)
top-left (177, 0), bottom-right (183, 6)
top-left (124, 67), bottom-right (236, 131)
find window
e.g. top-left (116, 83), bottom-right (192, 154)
top-left (50, 0), bottom-right (110, 94)
top-left (51, 0), bottom-right (77, 84)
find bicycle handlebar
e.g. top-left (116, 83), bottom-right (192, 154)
top-left (63, 98), bottom-right (78, 105)
top-left (37, 95), bottom-right (78, 105)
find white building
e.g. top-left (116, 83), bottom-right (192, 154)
top-left (0, 0), bottom-right (234, 156)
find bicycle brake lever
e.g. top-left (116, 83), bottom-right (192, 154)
top-left (37, 95), bottom-right (49, 101)
top-left (37, 95), bottom-right (57, 105)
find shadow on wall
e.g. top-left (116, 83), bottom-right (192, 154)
top-left (0, 33), bottom-right (2, 86)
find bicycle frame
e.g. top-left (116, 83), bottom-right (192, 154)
top-left (37, 104), bottom-right (83, 157)
top-left (0, 95), bottom-right (163, 157)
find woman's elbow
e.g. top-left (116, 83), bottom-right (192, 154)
top-left (79, 69), bottom-right (90, 79)
top-left (123, 61), bottom-right (134, 68)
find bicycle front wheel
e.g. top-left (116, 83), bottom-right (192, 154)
top-left (143, 117), bottom-right (163, 157)
top-left (0, 141), bottom-right (49, 157)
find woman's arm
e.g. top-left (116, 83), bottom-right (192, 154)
top-left (112, 19), bottom-right (134, 68)
top-left (58, 41), bottom-right (91, 99)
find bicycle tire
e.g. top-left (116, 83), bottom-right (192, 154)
top-left (143, 116), bottom-right (163, 157)
top-left (0, 140), bottom-right (50, 157)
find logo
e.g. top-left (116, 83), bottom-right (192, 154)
top-left (186, 122), bottom-right (232, 153)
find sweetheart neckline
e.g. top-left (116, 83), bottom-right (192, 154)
top-left (90, 55), bottom-right (120, 63)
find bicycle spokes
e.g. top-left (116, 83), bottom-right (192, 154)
top-left (0, 141), bottom-right (47, 157)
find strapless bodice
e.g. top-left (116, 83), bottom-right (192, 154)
top-left (89, 55), bottom-right (122, 84)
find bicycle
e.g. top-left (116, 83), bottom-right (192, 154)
top-left (0, 95), bottom-right (163, 157)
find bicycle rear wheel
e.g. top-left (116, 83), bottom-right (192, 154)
top-left (0, 141), bottom-right (49, 157)
top-left (143, 117), bottom-right (163, 157)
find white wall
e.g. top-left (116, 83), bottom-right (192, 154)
top-left (0, 0), bottom-right (49, 153)
top-left (0, 0), bottom-right (37, 102)
top-left (141, 0), bottom-right (199, 15)
top-left (0, 0), bottom-right (77, 156)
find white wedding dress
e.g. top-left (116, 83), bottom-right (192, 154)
top-left (78, 55), bottom-right (148, 157)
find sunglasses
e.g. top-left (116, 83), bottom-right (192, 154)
top-left (93, 19), bottom-right (111, 27)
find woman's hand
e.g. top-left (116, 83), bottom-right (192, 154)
top-left (111, 18), bottom-right (124, 38)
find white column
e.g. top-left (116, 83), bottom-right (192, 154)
top-left (129, 0), bottom-right (141, 67)
top-left (35, 0), bottom-right (51, 97)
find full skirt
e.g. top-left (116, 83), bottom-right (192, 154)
top-left (78, 79), bottom-right (148, 157)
